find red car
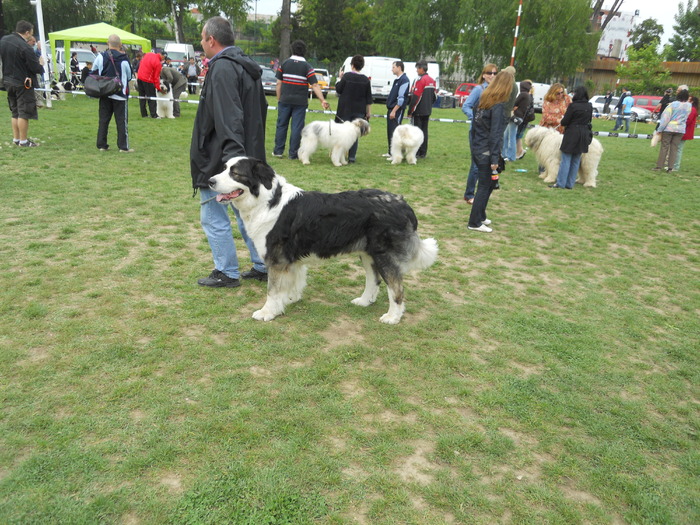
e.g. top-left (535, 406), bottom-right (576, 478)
top-left (631, 95), bottom-right (662, 116)
top-left (454, 83), bottom-right (479, 105)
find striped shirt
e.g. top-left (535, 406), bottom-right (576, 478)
top-left (276, 55), bottom-right (317, 106)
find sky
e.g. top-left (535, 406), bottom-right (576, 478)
top-left (248, 0), bottom-right (681, 46)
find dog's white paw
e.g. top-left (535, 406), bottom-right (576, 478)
top-left (252, 309), bottom-right (278, 321)
top-left (380, 312), bottom-right (402, 324)
top-left (352, 297), bottom-right (374, 307)
top-left (301, 159), bottom-right (310, 165)
top-left (391, 159), bottom-right (401, 165)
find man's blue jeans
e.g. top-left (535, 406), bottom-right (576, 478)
top-left (199, 188), bottom-right (265, 279)
top-left (274, 103), bottom-right (307, 159)
top-left (501, 121), bottom-right (518, 160)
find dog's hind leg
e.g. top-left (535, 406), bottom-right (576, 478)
top-left (380, 276), bottom-right (405, 324)
top-left (298, 136), bottom-right (316, 165)
top-left (406, 147), bottom-right (418, 165)
top-left (352, 253), bottom-right (381, 307)
top-left (374, 259), bottom-right (405, 324)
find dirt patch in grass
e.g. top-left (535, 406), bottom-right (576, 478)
top-left (394, 439), bottom-right (437, 485)
top-left (321, 317), bottom-right (366, 351)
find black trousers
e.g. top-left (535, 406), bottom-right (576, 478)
top-left (187, 75), bottom-right (198, 94)
top-left (468, 161), bottom-right (495, 227)
top-left (137, 79), bottom-right (158, 118)
top-left (412, 114), bottom-right (430, 156)
top-left (97, 96), bottom-right (128, 151)
top-left (386, 107), bottom-right (405, 153)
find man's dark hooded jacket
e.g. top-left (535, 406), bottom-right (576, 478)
top-left (190, 46), bottom-right (267, 190)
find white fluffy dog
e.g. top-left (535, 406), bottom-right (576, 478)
top-left (524, 126), bottom-right (603, 187)
top-left (298, 118), bottom-right (371, 166)
top-left (156, 80), bottom-right (175, 119)
top-left (390, 124), bottom-right (424, 164)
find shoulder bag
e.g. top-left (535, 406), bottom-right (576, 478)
top-left (84, 51), bottom-right (123, 98)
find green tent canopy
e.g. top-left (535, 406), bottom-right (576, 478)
top-left (48, 22), bottom-right (151, 78)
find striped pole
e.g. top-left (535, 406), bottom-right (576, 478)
top-left (510, 0), bottom-right (524, 67)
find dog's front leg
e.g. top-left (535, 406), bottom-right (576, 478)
top-left (252, 268), bottom-right (286, 321)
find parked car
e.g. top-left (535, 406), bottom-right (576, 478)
top-left (314, 68), bottom-right (331, 87)
top-left (454, 82), bottom-right (478, 105)
top-left (52, 47), bottom-right (96, 77)
top-left (589, 95), bottom-right (652, 122)
top-left (261, 66), bottom-right (277, 96)
top-left (314, 73), bottom-right (329, 95)
top-left (631, 95), bottom-right (662, 114)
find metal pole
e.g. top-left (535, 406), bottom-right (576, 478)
top-left (30, 0), bottom-right (51, 108)
top-left (510, 0), bottom-right (524, 67)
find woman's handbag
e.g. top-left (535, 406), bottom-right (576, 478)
top-left (650, 131), bottom-right (660, 147)
top-left (83, 51), bottom-right (123, 98)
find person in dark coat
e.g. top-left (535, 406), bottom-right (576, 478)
top-left (550, 86), bottom-right (593, 189)
top-left (334, 54), bottom-right (372, 163)
top-left (467, 70), bottom-right (514, 233)
top-left (190, 16), bottom-right (268, 288)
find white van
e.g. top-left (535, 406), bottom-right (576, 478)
top-left (164, 43), bottom-right (195, 68)
top-left (338, 56), bottom-right (400, 101)
top-left (54, 48), bottom-right (96, 76)
top-left (403, 61), bottom-right (441, 92)
top-left (530, 82), bottom-right (551, 111)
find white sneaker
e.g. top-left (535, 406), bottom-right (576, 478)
top-left (482, 219), bottom-right (492, 226)
top-left (468, 224), bottom-right (492, 233)
top-left (381, 153), bottom-right (391, 157)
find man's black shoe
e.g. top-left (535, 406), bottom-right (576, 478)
top-left (241, 267), bottom-right (268, 282)
top-left (197, 269), bottom-right (241, 288)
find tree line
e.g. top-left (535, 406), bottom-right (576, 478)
top-left (2, 0), bottom-right (698, 84)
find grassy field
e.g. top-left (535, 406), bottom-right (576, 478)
top-left (0, 91), bottom-right (698, 524)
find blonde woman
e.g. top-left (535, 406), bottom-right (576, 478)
top-left (467, 70), bottom-right (515, 233)
top-left (540, 83), bottom-right (569, 134)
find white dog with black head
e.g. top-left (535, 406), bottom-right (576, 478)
top-left (298, 118), bottom-right (370, 166)
top-left (156, 80), bottom-right (175, 119)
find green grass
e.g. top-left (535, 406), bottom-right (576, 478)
top-left (0, 92), bottom-right (698, 524)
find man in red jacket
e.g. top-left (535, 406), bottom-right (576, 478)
top-left (136, 51), bottom-right (163, 118)
top-left (407, 60), bottom-right (436, 158)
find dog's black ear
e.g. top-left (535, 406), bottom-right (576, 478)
top-left (250, 158), bottom-right (275, 190)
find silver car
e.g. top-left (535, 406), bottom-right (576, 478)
top-left (589, 95), bottom-right (652, 122)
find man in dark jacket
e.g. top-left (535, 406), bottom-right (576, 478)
top-left (385, 60), bottom-right (410, 157)
top-left (0, 20), bottom-right (45, 147)
top-left (191, 16), bottom-right (268, 288)
top-left (407, 60), bottom-right (436, 158)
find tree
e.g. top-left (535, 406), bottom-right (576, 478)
top-left (615, 43), bottom-right (671, 95)
top-left (665, 0), bottom-right (700, 61)
top-left (630, 18), bottom-right (664, 52)
top-left (439, 0), bottom-right (597, 83)
top-left (372, 0), bottom-right (461, 60)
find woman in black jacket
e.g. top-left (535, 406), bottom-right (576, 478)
top-left (467, 70), bottom-right (515, 233)
top-left (551, 86), bottom-right (593, 189)
top-left (335, 55), bottom-right (372, 163)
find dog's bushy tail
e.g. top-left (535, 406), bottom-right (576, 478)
top-left (405, 237), bottom-right (438, 273)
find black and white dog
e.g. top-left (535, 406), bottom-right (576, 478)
top-left (156, 80), bottom-right (175, 119)
top-left (208, 157), bottom-right (438, 324)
